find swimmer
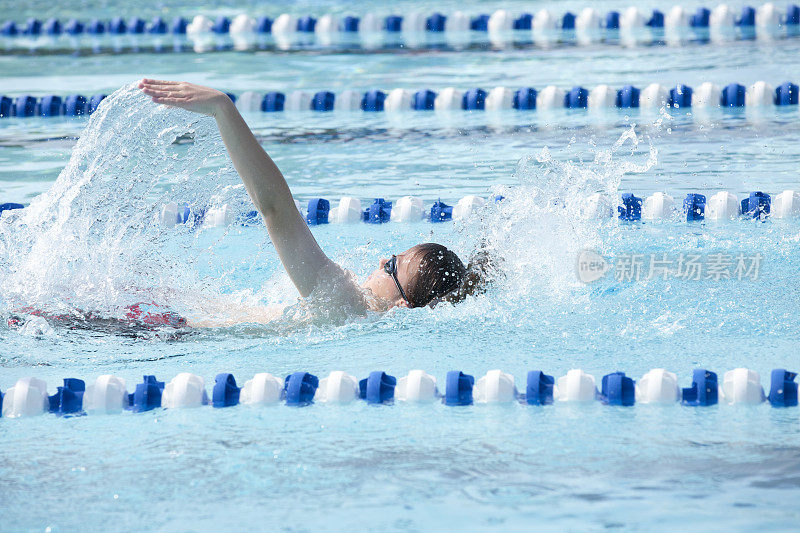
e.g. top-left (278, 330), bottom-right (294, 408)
top-left (138, 79), bottom-right (492, 318)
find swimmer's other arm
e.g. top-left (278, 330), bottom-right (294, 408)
top-left (138, 79), bottom-right (335, 297)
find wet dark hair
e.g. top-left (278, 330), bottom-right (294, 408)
top-left (403, 242), bottom-right (495, 308)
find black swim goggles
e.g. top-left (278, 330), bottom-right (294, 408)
top-left (384, 255), bottom-right (410, 305)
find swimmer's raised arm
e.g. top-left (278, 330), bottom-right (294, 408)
top-left (138, 79), bottom-right (334, 297)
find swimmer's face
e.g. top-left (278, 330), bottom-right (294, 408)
top-left (362, 252), bottom-right (412, 310)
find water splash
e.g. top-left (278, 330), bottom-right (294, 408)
top-left (0, 84), bottom-right (245, 318)
top-left (455, 124), bottom-right (658, 312)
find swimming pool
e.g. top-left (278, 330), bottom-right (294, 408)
top-left (2, 1), bottom-right (800, 530)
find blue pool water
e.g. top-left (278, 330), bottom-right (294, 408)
top-left (2, 1), bottom-right (800, 531)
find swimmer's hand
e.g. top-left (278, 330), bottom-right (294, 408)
top-left (138, 79), bottom-right (231, 117)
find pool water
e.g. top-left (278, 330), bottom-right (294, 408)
top-left (2, 1), bottom-right (800, 531)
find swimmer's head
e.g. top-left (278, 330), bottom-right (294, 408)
top-left (363, 243), bottom-right (467, 310)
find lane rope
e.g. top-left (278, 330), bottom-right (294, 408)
top-left (0, 4), bottom-right (797, 54)
top-left (2, 190), bottom-right (797, 226)
top-left (1, 81), bottom-right (798, 118)
top-left (1, 367), bottom-right (795, 416)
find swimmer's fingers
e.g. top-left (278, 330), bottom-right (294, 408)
top-left (152, 96), bottom-right (191, 107)
top-left (138, 79), bottom-right (181, 89)
top-left (139, 80), bottom-right (228, 116)
top-left (141, 87), bottom-right (184, 99)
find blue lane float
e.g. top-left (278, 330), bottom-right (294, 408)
top-left (0, 202), bottom-right (24, 216)
top-left (618, 193), bottom-right (643, 221)
top-left (599, 372), bottom-right (636, 406)
top-left (616, 85), bottom-right (640, 108)
top-left (525, 371), bottom-right (555, 405)
top-left (741, 191), bottom-right (771, 219)
top-left (48, 378), bottom-right (85, 415)
top-left (1, 367), bottom-right (796, 417)
top-left (129, 375), bottom-right (165, 412)
top-left (284, 372), bottom-right (318, 406)
top-left (430, 200), bottom-right (453, 222)
top-left (359, 371), bottom-right (397, 404)
top-left (306, 198), bottom-right (330, 225)
top-left (768, 369), bottom-right (798, 407)
top-left (362, 198), bottom-right (392, 224)
top-left (444, 371), bottom-right (474, 406)
top-left (212, 373), bottom-right (241, 408)
top-left (682, 369), bottom-right (718, 406)
top-left (7, 80), bottom-right (800, 120)
top-left (684, 193), bottom-right (707, 221)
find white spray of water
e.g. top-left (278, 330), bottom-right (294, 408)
top-left (0, 85), bottom-right (249, 317)
top-left (453, 125), bottom-right (658, 315)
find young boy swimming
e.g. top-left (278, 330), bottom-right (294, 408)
top-left (138, 79), bottom-right (490, 317)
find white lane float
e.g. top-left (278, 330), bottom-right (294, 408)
top-left (555, 369), bottom-right (598, 402)
top-left (84, 375), bottom-right (128, 414)
top-left (474, 370), bottom-right (517, 403)
top-left (710, 5), bottom-right (737, 42)
top-left (315, 14), bottom-right (339, 46)
top-left (434, 87), bottom-right (463, 110)
top-left (452, 195), bottom-right (486, 220)
top-left (705, 191), bottom-right (741, 219)
top-left (1, 377), bottom-right (49, 417)
top-left (620, 7), bottom-right (646, 29)
top-left (316, 371), bottom-right (359, 403)
top-left (536, 85), bottom-right (566, 109)
top-left (756, 2), bottom-right (781, 34)
top-left (384, 88), bottom-right (412, 112)
top-left (636, 369), bottom-right (680, 404)
top-left (329, 197), bottom-right (362, 223)
top-left (441, 11), bottom-right (468, 47)
top-left (203, 204), bottom-right (234, 227)
top-left (360, 13), bottom-right (382, 33)
top-left (485, 86), bottom-right (514, 110)
top-left (161, 373), bottom-right (208, 408)
top-left (576, 7), bottom-right (602, 44)
top-left (488, 9), bottom-right (514, 46)
top-left (230, 14), bottom-right (256, 50)
top-left (720, 368), bottom-right (765, 404)
top-left (532, 9), bottom-right (559, 46)
top-left (665, 6), bottom-right (690, 29)
top-left (642, 192), bottom-right (676, 219)
top-left (186, 15), bottom-right (213, 35)
top-left (773, 190), bottom-right (800, 218)
top-left (401, 13), bottom-right (427, 47)
top-left (391, 196), bottom-right (425, 222)
top-left (588, 84), bottom-right (616, 109)
top-left (336, 89), bottom-right (362, 111)
top-left (446, 11), bottom-right (470, 33)
top-left (710, 4), bottom-right (736, 26)
top-left (159, 202), bottom-right (189, 227)
top-left (240, 373), bottom-right (283, 405)
top-left (271, 13), bottom-right (297, 49)
top-left (402, 12), bottom-right (427, 33)
top-left (582, 193), bottom-right (613, 219)
top-left (395, 370), bottom-right (439, 401)
top-left (230, 14), bottom-right (256, 34)
top-left (236, 91), bottom-right (263, 112)
top-left (285, 90), bottom-right (312, 111)
top-left (186, 15), bottom-right (215, 53)
top-left (640, 83), bottom-right (669, 108)
top-left (746, 81), bottom-right (775, 106)
top-left (694, 82), bottom-right (722, 107)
